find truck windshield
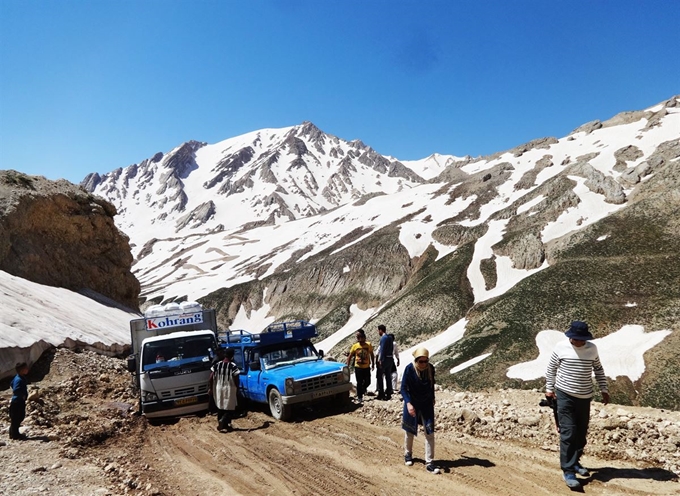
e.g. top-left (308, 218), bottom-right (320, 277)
top-left (142, 335), bottom-right (215, 369)
top-left (261, 343), bottom-right (318, 370)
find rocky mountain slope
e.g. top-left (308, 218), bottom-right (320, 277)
top-left (82, 96), bottom-right (679, 410)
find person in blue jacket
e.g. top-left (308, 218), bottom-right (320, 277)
top-left (401, 347), bottom-right (440, 474)
top-left (9, 362), bottom-right (30, 440)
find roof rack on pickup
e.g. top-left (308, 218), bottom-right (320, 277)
top-left (218, 320), bottom-right (318, 347)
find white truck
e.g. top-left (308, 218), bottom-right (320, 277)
top-left (126, 301), bottom-right (218, 418)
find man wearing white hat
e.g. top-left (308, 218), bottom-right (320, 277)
top-left (400, 347), bottom-right (440, 474)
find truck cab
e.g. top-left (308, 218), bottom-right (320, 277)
top-left (127, 302), bottom-right (218, 418)
top-left (219, 321), bottom-right (352, 421)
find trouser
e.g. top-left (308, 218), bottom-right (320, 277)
top-left (556, 389), bottom-right (591, 473)
top-left (391, 368), bottom-right (398, 391)
top-left (217, 408), bottom-right (235, 429)
top-left (354, 367), bottom-right (371, 399)
top-left (376, 357), bottom-right (394, 398)
top-left (9, 400), bottom-right (26, 439)
top-left (404, 429), bottom-right (435, 464)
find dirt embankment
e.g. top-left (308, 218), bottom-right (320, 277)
top-left (1, 349), bottom-right (678, 496)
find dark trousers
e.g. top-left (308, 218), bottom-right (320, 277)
top-left (217, 408), bottom-right (235, 429)
top-left (355, 367), bottom-right (371, 399)
top-left (376, 357), bottom-right (394, 398)
top-left (556, 389), bottom-right (591, 473)
top-left (9, 400), bottom-right (26, 439)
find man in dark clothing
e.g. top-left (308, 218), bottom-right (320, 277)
top-left (376, 324), bottom-right (394, 400)
top-left (545, 321), bottom-right (609, 489)
top-left (9, 362), bottom-right (29, 440)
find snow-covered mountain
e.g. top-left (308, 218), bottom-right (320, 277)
top-left (83, 97), bottom-right (679, 307)
top-left (399, 152), bottom-right (471, 180)
top-left (83, 122), bottom-right (424, 249)
top-left (4, 95), bottom-right (676, 406)
top-left (80, 95), bottom-right (680, 408)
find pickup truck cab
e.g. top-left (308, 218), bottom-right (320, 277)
top-left (219, 321), bottom-right (352, 421)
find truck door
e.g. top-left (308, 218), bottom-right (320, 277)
top-left (232, 346), bottom-right (250, 401)
top-left (244, 348), bottom-right (267, 403)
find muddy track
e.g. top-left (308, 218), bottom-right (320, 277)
top-left (140, 404), bottom-right (678, 496)
top-left (2, 350), bottom-right (677, 496)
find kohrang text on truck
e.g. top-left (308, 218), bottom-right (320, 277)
top-left (219, 320), bottom-right (352, 421)
top-left (126, 301), bottom-right (218, 418)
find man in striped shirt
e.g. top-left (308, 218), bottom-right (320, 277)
top-left (545, 321), bottom-right (610, 489)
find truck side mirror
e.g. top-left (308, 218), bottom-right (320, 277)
top-left (126, 355), bottom-right (137, 373)
top-left (249, 360), bottom-right (261, 371)
top-left (318, 349), bottom-right (324, 358)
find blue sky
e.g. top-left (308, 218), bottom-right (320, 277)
top-left (1, 1), bottom-right (678, 184)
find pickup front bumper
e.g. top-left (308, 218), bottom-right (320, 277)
top-left (280, 382), bottom-right (352, 405)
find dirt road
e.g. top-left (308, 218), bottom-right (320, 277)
top-left (141, 402), bottom-right (678, 496)
top-left (1, 350), bottom-right (678, 496)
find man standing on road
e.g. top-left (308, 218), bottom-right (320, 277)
top-left (375, 324), bottom-right (395, 400)
top-left (347, 329), bottom-right (374, 404)
top-left (401, 347), bottom-right (440, 474)
top-left (210, 347), bottom-right (241, 432)
top-left (545, 321), bottom-right (609, 490)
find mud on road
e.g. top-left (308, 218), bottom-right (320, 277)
top-left (144, 405), bottom-right (678, 496)
top-left (1, 349), bottom-right (678, 496)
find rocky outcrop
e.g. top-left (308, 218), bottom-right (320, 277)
top-left (204, 146), bottom-right (256, 190)
top-left (613, 145), bottom-right (644, 172)
top-left (0, 171), bottom-right (140, 310)
top-left (569, 161), bottom-right (627, 204)
top-left (515, 155), bottom-right (554, 190)
top-left (361, 388), bottom-right (680, 475)
top-left (494, 231), bottom-right (545, 270)
top-left (174, 201), bottom-right (216, 231)
top-left (620, 139), bottom-right (680, 188)
top-left (570, 119), bottom-right (603, 135)
top-left (509, 137), bottom-right (559, 157)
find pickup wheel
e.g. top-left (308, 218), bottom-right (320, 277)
top-left (268, 388), bottom-right (292, 421)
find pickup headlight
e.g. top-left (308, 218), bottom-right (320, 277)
top-left (285, 377), bottom-right (295, 395)
top-left (142, 390), bottom-right (158, 402)
top-left (342, 366), bottom-right (350, 383)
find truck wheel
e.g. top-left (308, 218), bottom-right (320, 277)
top-left (268, 388), bottom-right (292, 421)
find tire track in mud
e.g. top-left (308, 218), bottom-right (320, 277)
top-left (148, 413), bottom-right (376, 496)
top-left (140, 410), bottom-right (679, 496)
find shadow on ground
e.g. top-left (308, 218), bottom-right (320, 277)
top-left (582, 466), bottom-right (678, 485)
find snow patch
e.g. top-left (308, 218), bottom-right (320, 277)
top-left (230, 288), bottom-right (276, 332)
top-left (315, 304), bottom-right (379, 354)
top-left (506, 325), bottom-right (672, 382)
top-left (0, 270), bottom-right (139, 379)
top-left (450, 353), bottom-right (492, 374)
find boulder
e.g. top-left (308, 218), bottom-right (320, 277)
top-left (0, 171), bottom-right (139, 310)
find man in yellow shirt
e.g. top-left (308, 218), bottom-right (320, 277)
top-left (347, 329), bottom-right (375, 404)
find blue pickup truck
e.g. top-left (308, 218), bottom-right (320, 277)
top-left (218, 321), bottom-right (352, 421)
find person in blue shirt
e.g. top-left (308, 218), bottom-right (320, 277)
top-left (375, 324), bottom-right (395, 400)
top-left (401, 347), bottom-right (440, 474)
top-left (9, 362), bottom-right (30, 440)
